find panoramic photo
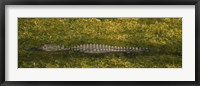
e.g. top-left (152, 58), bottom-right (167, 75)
top-left (18, 18), bottom-right (182, 68)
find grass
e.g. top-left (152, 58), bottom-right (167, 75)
top-left (18, 18), bottom-right (182, 68)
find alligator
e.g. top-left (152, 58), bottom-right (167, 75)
top-left (25, 44), bottom-right (149, 54)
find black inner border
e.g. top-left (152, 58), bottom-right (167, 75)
top-left (0, 0), bottom-right (199, 86)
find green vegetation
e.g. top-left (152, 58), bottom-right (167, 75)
top-left (18, 18), bottom-right (182, 68)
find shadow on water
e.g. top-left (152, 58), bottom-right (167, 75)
top-left (18, 50), bottom-right (182, 68)
top-left (57, 50), bottom-right (154, 59)
top-left (20, 49), bottom-right (181, 59)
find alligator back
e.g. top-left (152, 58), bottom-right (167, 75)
top-left (37, 44), bottom-right (149, 54)
top-left (71, 44), bottom-right (149, 54)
